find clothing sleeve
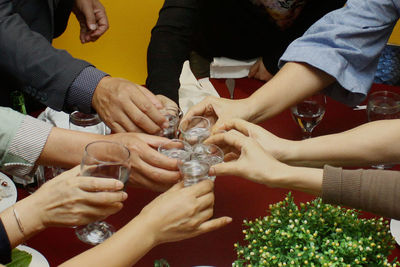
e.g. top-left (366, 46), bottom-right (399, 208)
top-left (0, 219), bottom-right (11, 264)
top-left (279, 0), bottom-right (400, 106)
top-left (0, 107), bottom-right (52, 177)
top-left (0, 0), bottom-right (92, 112)
top-left (146, 0), bottom-right (199, 104)
top-left (322, 165), bottom-right (400, 220)
top-left (66, 67), bottom-right (109, 114)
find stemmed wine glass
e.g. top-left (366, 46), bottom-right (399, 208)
top-left (291, 94), bottom-right (326, 139)
top-left (367, 90), bottom-right (400, 169)
top-left (75, 141), bottom-right (131, 245)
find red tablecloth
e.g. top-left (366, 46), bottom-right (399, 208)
top-left (20, 79), bottom-right (400, 266)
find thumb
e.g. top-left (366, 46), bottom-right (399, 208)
top-left (209, 162), bottom-right (236, 177)
top-left (80, 1), bottom-right (97, 31)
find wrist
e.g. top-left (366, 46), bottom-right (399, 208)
top-left (134, 212), bottom-right (159, 247)
top-left (92, 76), bottom-right (113, 110)
top-left (278, 165), bottom-right (323, 196)
top-left (15, 196), bottom-right (46, 234)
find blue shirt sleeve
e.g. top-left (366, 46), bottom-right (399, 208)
top-left (0, 218), bottom-right (11, 264)
top-left (279, 0), bottom-right (400, 106)
top-left (65, 67), bottom-right (108, 114)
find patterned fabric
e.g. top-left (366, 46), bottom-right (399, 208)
top-left (66, 67), bottom-right (108, 114)
top-left (279, 0), bottom-right (399, 107)
top-left (250, 0), bottom-right (307, 29)
top-left (0, 107), bottom-right (53, 177)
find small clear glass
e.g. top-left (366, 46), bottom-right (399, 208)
top-left (291, 94), bottom-right (326, 139)
top-left (179, 116), bottom-right (211, 145)
top-left (191, 143), bottom-right (224, 181)
top-left (367, 91), bottom-right (400, 169)
top-left (75, 141), bottom-right (131, 245)
top-left (158, 139), bottom-right (192, 162)
top-left (69, 111), bottom-right (107, 134)
top-left (179, 160), bottom-right (210, 187)
top-left (158, 107), bottom-right (183, 139)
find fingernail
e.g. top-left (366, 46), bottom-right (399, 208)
top-left (89, 24), bottom-right (97, 30)
top-left (122, 192), bottom-right (128, 200)
top-left (162, 121), bottom-right (170, 128)
top-left (116, 180), bottom-right (124, 189)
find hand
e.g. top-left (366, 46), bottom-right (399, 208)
top-left (106, 133), bottom-right (181, 192)
top-left (92, 77), bottom-right (168, 133)
top-left (182, 96), bottom-right (251, 133)
top-left (138, 181), bottom-right (232, 245)
top-left (206, 130), bottom-right (290, 187)
top-left (73, 0), bottom-right (109, 43)
top-left (18, 166), bottom-right (127, 228)
top-left (248, 58), bottom-right (273, 81)
top-left (215, 118), bottom-right (293, 162)
top-left (156, 95), bottom-right (179, 110)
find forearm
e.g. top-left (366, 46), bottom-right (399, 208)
top-left (246, 62), bottom-right (335, 123)
top-left (37, 127), bottom-right (106, 168)
top-left (283, 120), bottom-right (400, 167)
top-left (60, 214), bottom-right (156, 267)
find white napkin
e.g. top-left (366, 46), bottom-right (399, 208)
top-left (210, 57), bottom-right (257, 79)
top-left (179, 61), bottom-right (220, 115)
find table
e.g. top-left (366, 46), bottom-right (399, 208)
top-left (20, 79), bottom-right (400, 266)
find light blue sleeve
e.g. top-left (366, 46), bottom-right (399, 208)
top-left (0, 107), bottom-right (52, 177)
top-left (279, 0), bottom-right (400, 106)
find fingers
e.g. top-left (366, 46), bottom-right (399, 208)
top-left (248, 61), bottom-right (258, 78)
top-left (138, 142), bottom-right (179, 171)
top-left (183, 97), bottom-right (216, 121)
top-left (185, 179), bottom-right (214, 197)
top-left (128, 173), bottom-right (174, 192)
top-left (209, 162), bottom-right (237, 177)
top-left (196, 216), bottom-right (233, 234)
top-left (82, 190), bottom-right (128, 205)
top-left (221, 119), bottom-right (252, 136)
top-left (138, 86), bottom-right (164, 109)
top-left (78, 177), bottom-right (124, 192)
top-left (206, 130), bottom-right (246, 152)
top-left (197, 192), bottom-right (215, 211)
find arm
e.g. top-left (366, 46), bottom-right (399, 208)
top-left (60, 181), bottom-right (231, 267)
top-left (146, 0), bottom-right (199, 104)
top-left (207, 131), bottom-right (400, 219)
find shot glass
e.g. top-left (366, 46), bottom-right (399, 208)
top-left (191, 143), bottom-right (224, 181)
top-left (158, 139), bottom-right (192, 162)
top-left (179, 160), bottom-right (210, 187)
top-left (179, 116), bottom-right (211, 145)
top-left (158, 106), bottom-right (183, 139)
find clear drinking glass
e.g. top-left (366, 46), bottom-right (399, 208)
top-left (75, 141), bottom-right (131, 245)
top-left (291, 94), bottom-right (326, 139)
top-left (179, 116), bottom-right (211, 145)
top-left (69, 111), bottom-right (107, 134)
top-left (367, 91), bottom-right (400, 169)
top-left (158, 107), bottom-right (183, 139)
top-left (158, 139), bottom-right (192, 162)
top-left (191, 143), bottom-right (224, 181)
top-left (179, 160), bottom-right (210, 187)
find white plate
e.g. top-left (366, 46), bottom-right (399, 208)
top-left (391, 219), bottom-right (400, 245)
top-left (16, 245), bottom-right (49, 267)
top-left (0, 172), bottom-right (17, 212)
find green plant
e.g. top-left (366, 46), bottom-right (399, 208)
top-left (233, 193), bottom-right (400, 266)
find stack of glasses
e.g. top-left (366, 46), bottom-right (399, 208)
top-left (158, 116), bottom-right (224, 187)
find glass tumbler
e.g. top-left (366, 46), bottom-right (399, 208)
top-left (191, 143), bottom-right (224, 181)
top-left (158, 107), bottom-right (183, 139)
top-left (75, 141), bottom-right (131, 245)
top-left (158, 139), bottom-right (192, 162)
top-left (179, 116), bottom-right (211, 145)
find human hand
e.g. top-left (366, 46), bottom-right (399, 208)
top-left (138, 181), bottom-right (232, 245)
top-left (215, 118), bottom-right (293, 162)
top-left (73, 0), bottom-right (109, 43)
top-left (92, 77), bottom-right (168, 133)
top-left (182, 96), bottom-right (251, 133)
top-left (156, 95), bottom-right (179, 110)
top-left (248, 58), bottom-right (273, 81)
top-left (206, 130), bottom-right (290, 187)
top-left (19, 166), bottom-right (127, 229)
top-left (106, 133), bottom-right (181, 191)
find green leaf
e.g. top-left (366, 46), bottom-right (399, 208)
top-left (6, 248), bottom-right (32, 267)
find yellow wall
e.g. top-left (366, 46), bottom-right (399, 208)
top-left (53, 0), bottom-right (164, 85)
top-left (389, 22), bottom-right (400, 45)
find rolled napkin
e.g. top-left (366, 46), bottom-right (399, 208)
top-left (179, 61), bottom-right (220, 115)
top-left (210, 57), bottom-right (257, 79)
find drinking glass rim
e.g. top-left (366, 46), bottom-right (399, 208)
top-left (70, 111), bottom-right (102, 125)
top-left (84, 140), bottom-right (130, 164)
top-left (178, 116), bottom-right (211, 133)
top-left (192, 143), bottom-right (224, 156)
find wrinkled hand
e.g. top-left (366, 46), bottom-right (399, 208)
top-left (182, 96), bottom-right (250, 133)
top-left (215, 119), bottom-right (292, 162)
top-left (22, 166), bottom-right (127, 228)
top-left (73, 0), bottom-right (109, 43)
top-left (248, 58), bottom-right (273, 82)
top-left (206, 130), bottom-right (289, 187)
top-left (106, 133), bottom-right (181, 192)
top-left (138, 181), bottom-right (232, 245)
top-left (92, 77), bottom-right (168, 133)
top-left (156, 95), bottom-right (179, 110)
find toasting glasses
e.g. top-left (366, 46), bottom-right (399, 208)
top-left (75, 141), bottom-right (130, 245)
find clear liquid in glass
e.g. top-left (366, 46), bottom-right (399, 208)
top-left (291, 101), bottom-right (325, 136)
top-left (183, 127), bottom-right (210, 145)
top-left (180, 160), bottom-right (209, 187)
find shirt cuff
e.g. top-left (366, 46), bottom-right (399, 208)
top-left (0, 219), bottom-right (11, 264)
top-left (66, 67), bottom-right (109, 114)
top-left (2, 116), bottom-right (53, 177)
